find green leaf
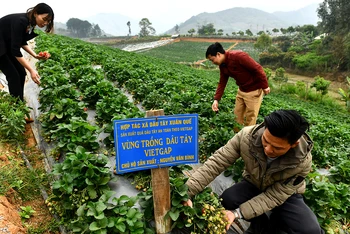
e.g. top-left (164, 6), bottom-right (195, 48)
top-left (177, 184), bottom-right (188, 196)
top-left (85, 178), bottom-right (94, 185)
top-left (115, 222), bottom-right (126, 233)
top-left (168, 210), bottom-right (180, 221)
top-left (171, 196), bottom-right (182, 206)
top-left (77, 204), bottom-right (86, 217)
top-left (76, 146), bottom-right (86, 154)
top-left (126, 208), bottom-right (137, 218)
top-left (96, 201), bottom-right (107, 213)
top-left (89, 222), bottom-right (101, 231)
top-left (98, 177), bottom-right (110, 185)
top-left (126, 218), bottom-right (135, 227)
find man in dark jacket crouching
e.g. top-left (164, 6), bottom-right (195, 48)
top-left (184, 109), bottom-right (324, 234)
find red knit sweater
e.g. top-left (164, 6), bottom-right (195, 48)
top-left (214, 50), bottom-right (268, 101)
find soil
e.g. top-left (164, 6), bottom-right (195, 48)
top-left (0, 123), bottom-right (58, 234)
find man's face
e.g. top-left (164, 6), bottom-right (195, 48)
top-left (207, 53), bottom-right (224, 65)
top-left (261, 128), bottom-right (299, 158)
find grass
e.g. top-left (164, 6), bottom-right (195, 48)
top-left (0, 141), bottom-right (59, 233)
top-left (276, 82), bottom-right (346, 111)
top-left (139, 41), bottom-right (236, 63)
top-left (0, 145), bottom-right (47, 200)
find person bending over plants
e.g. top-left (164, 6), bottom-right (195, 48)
top-left (184, 109), bottom-right (324, 234)
top-left (0, 3), bottom-right (54, 122)
top-left (207, 42), bottom-right (270, 129)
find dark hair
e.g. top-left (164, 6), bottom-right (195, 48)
top-left (205, 42), bottom-right (225, 58)
top-left (264, 110), bottom-right (309, 144)
top-left (27, 3), bottom-right (54, 33)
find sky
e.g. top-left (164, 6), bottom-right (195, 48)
top-left (1, 0), bottom-right (324, 34)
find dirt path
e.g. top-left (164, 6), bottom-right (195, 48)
top-left (0, 123), bottom-right (57, 233)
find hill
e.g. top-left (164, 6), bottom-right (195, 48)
top-left (166, 4), bottom-right (320, 35)
top-left (54, 4), bottom-right (320, 36)
top-left (272, 3), bottom-right (320, 26)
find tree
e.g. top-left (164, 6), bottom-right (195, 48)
top-left (290, 30), bottom-right (316, 52)
top-left (217, 29), bottom-right (224, 36)
top-left (317, 0), bottom-right (350, 35)
top-left (197, 23), bottom-right (216, 35)
top-left (254, 33), bottom-right (272, 52)
top-left (245, 29), bottom-right (253, 37)
top-left (174, 24), bottom-right (180, 34)
top-left (66, 18), bottom-right (92, 38)
top-left (298, 24), bottom-right (319, 37)
top-left (139, 18), bottom-right (156, 37)
top-left (257, 31), bottom-right (265, 36)
top-left (280, 28), bottom-right (288, 35)
top-left (287, 26), bottom-right (295, 35)
top-left (127, 21), bottom-right (131, 36)
top-left (91, 24), bottom-right (102, 37)
top-left (317, 1), bottom-right (350, 72)
top-left (237, 30), bottom-right (244, 36)
top-left (272, 28), bottom-right (280, 34)
top-left (188, 28), bottom-right (195, 36)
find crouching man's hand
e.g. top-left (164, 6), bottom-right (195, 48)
top-left (223, 210), bottom-right (235, 231)
top-left (182, 199), bottom-right (193, 208)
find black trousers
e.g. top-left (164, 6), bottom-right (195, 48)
top-left (0, 53), bottom-right (26, 101)
top-left (220, 179), bottom-right (324, 234)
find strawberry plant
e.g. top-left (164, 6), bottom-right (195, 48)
top-left (305, 172), bottom-right (350, 226)
top-left (19, 206), bottom-right (36, 220)
top-left (96, 94), bottom-right (143, 124)
top-left (48, 146), bottom-right (152, 233)
top-left (39, 84), bottom-right (81, 111)
top-left (76, 68), bottom-right (105, 91)
top-left (0, 92), bottom-right (30, 141)
top-left (49, 117), bottom-right (100, 153)
top-left (138, 166), bottom-right (228, 234)
top-left (39, 98), bottom-right (88, 133)
top-left (82, 80), bottom-right (117, 106)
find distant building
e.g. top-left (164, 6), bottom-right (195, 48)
top-left (314, 33), bottom-right (328, 40)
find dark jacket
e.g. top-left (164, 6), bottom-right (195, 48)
top-left (0, 13), bottom-right (38, 57)
top-left (186, 123), bottom-right (313, 220)
top-left (214, 51), bottom-right (269, 101)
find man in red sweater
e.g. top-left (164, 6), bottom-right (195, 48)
top-left (206, 42), bottom-right (270, 127)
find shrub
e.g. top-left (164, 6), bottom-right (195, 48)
top-left (292, 53), bottom-right (331, 72)
top-left (311, 75), bottom-right (331, 97)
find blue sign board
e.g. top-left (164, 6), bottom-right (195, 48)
top-left (114, 114), bottom-right (198, 174)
